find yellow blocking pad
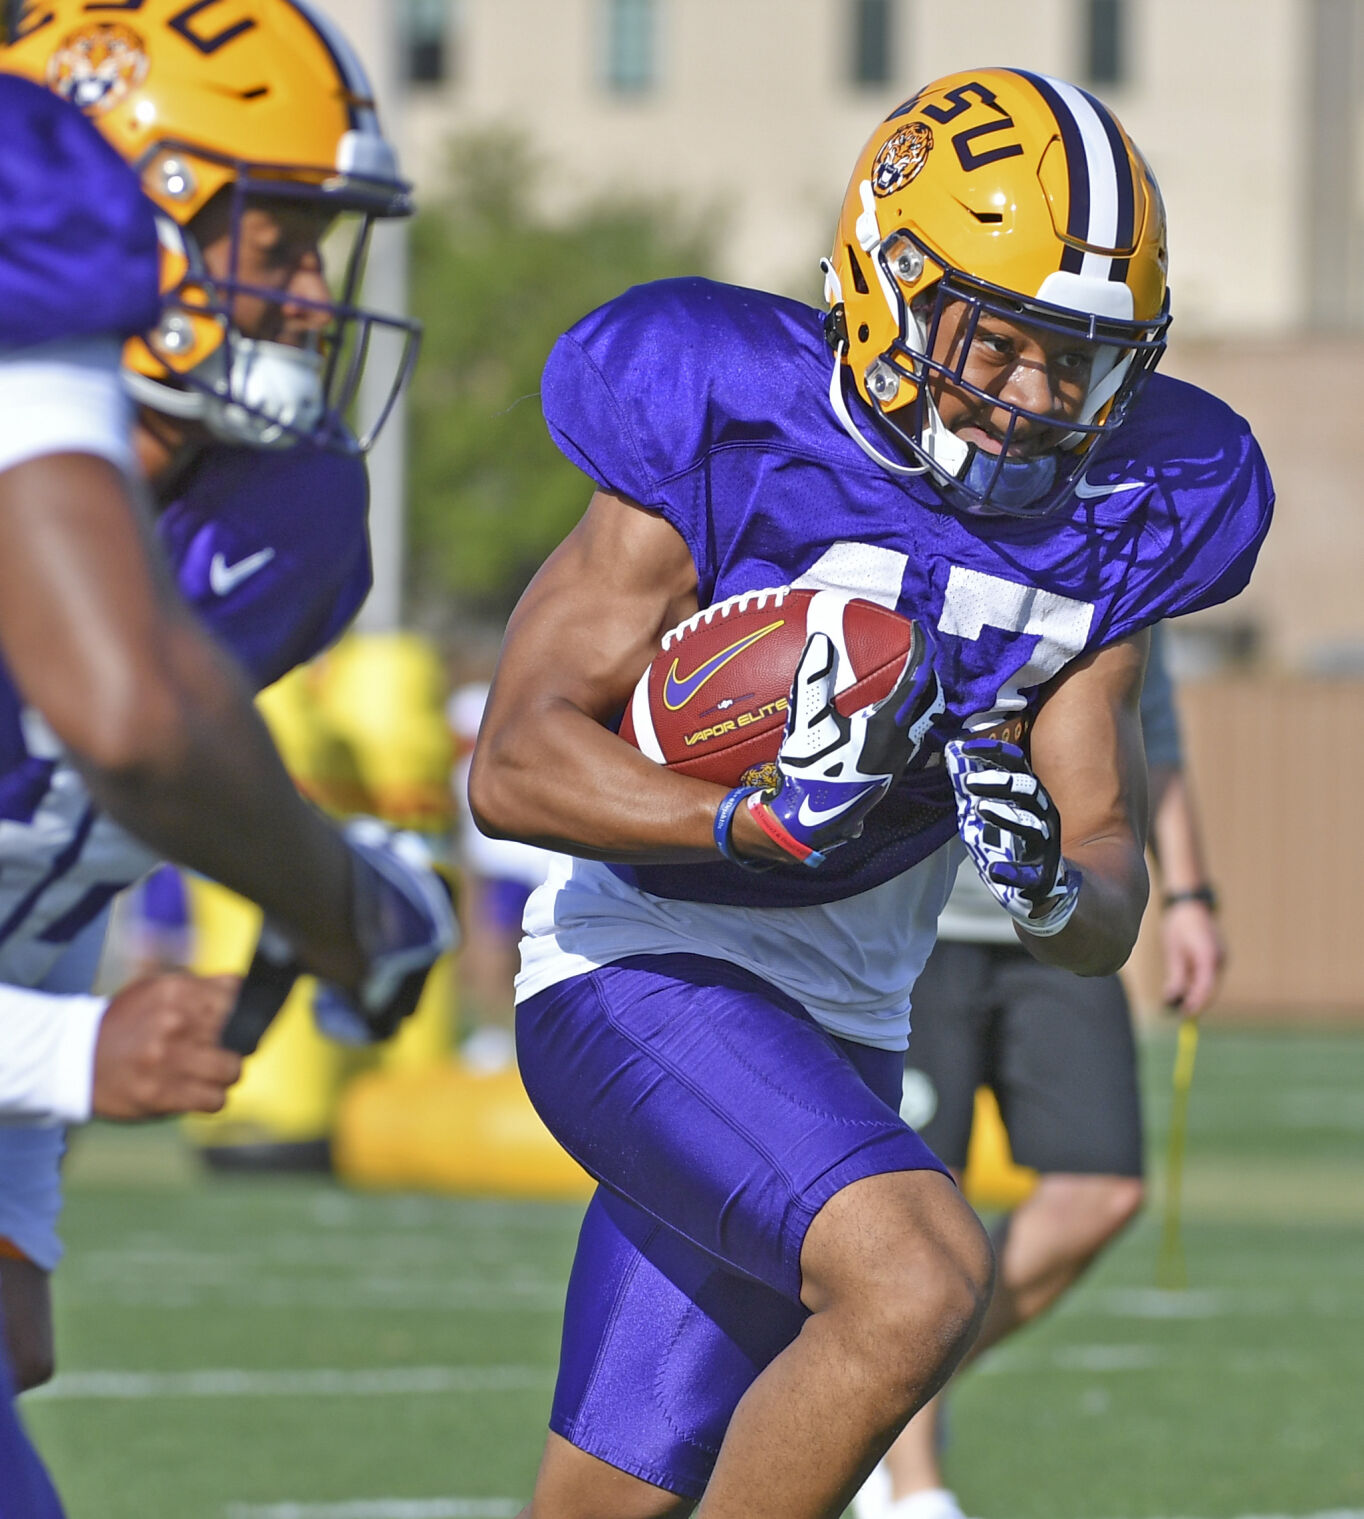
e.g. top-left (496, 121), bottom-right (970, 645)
top-left (334, 1061), bottom-right (594, 1201)
top-left (181, 876), bottom-right (455, 1150)
top-left (962, 1087), bottom-right (1038, 1212)
top-left (333, 1070), bottom-right (1039, 1209)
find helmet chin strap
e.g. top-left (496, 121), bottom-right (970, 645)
top-left (821, 259), bottom-right (929, 479)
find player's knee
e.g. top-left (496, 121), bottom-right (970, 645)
top-left (1096, 1174), bottom-right (1146, 1240)
top-left (8, 1335), bottom-right (55, 1393)
top-left (1038, 1172), bottom-right (1146, 1256)
top-left (813, 1184), bottom-right (993, 1375)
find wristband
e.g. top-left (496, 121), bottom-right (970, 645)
top-left (714, 786), bottom-right (772, 871)
top-left (746, 791), bottom-right (826, 869)
top-left (1162, 885), bottom-right (1218, 912)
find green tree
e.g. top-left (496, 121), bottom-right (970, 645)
top-left (407, 130), bottom-right (716, 624)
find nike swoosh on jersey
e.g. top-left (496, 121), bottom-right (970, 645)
top-left (662, 620), bottom-right (786, 711)
top-left (209, 547), bottom-right (277, 596)
top-left (1072, 475), bottom-right (1145, 500)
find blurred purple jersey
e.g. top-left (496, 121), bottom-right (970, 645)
top-left (0, 73), bottom-right (158, 351)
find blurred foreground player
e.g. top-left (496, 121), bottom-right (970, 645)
top-left (470, 69), bottom-right (1271, 1519)
top-left (856, 624), bottom-right (1224, 1519)
top-left (0, 0), bottom-right (452, 1411)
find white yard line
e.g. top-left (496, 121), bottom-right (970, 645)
top-left (28, 1365), bottom-right (553, 1402)
top-left (224, 1503), bottom-right (521, 1519)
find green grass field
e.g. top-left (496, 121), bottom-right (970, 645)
top-left (24, 1024), bottom-right (1364, 1519)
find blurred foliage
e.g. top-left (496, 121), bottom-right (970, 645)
top-left (406, 130), bottom-right (716, 624)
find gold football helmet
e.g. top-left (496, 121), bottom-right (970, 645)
top-left (824, 68), bottom-right (1170, 516)
top-left (2, 0), bottom-right (417, 451)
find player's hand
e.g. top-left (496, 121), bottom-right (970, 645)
top-left (220, 819), bottom-right (457, 1054)
top-left (734, 625), bottom-right (943, 867)
top-left (93, 974), bottom-right (243, 1119)
top-left (945, 737), bottom-right (1081, 936)
top-left (311, 819), bottom-right (457, 1045)
top-left (1161, 898), bottom-right (1225, 1014)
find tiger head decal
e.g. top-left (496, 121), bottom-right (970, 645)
top-left (871, 121), bottom-right (934, 198)
top-left (46, 22), bottom-right (150, 117)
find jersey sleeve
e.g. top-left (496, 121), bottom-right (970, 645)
top-left (0, 985), bottom-right (106, 1125)
top-left (0, 75), bottom-right (160, 353)
top-left (0, 337), bottom-right (135, 476)
top-left (541, 279), bottom-right (787, 590)
top-left (1097, 381), bottom-right (1274, 643)
top-left (164, 446), bottom-right (373, 691)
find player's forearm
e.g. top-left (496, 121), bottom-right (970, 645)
top-left (1017, 835), bottom-right (1149, 975)
top-left (1149, 770), bottom-right (1212, 895)
top-left (72, 625), bottom-right (362, 986)
top-left (470, 698), bottom-right (732, 863)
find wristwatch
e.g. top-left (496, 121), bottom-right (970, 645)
top-left (1161, 885), bottom-right (1218, 912)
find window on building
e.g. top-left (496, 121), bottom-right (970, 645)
top-left (403, 0), bottom-right (451, 87)
top-left (1085, 0), bottom-right (1127, 87)
top-left (851, 0), bottom-right (894, 88)
top-left (604, 0), bottom-right (658, 95)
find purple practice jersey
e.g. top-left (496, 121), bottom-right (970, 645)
top-left (542, 278), bottom-right (1273, 908)
top-left (0, 73), bottom-right (159, 351)
top-left (0, 441), bottom-right (371, 985)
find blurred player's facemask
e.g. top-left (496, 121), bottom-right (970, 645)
top-left (2, 0), bottom-right (418, 455)
top-left (125, 147), bottom-right (418, 454)
top-left (825, 67), bottom-right (1172, 519)
top-left (822, 234), bottom-right (1168, 518)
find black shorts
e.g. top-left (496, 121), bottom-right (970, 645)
top-left (904, 939), bottom-right (1144, 1178)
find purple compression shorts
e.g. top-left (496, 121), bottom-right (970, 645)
top-left (516, 952), bottom-right (948, 1497)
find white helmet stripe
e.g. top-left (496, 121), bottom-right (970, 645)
top-left (1012, 70), bottom-right (1133, 285)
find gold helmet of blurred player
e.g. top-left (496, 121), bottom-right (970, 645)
top-left (824, 67), bottom-right (1169, 517)
top-left (2, 0), bottom-right (417, 452)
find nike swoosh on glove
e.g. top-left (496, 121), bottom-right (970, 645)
top-left (313, 819), bottom-right (459, 1045)
top-left (735, 623), bottom-right (944, 868)
top-left (944, 737), bottom-right (1081, 937)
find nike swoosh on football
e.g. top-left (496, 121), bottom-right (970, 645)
top-left (1072, 476), bottom-right (1145, 501)
top-left (662, 620), bottom-right (785, 711)
top-left (210, 548), bottom-right (276, 596)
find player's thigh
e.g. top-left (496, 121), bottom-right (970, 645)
top-left (902, 939), bottom-right (997, 1168)
top-left (517, 952), bottom-right (946, 1303)
top-left (547, 1186), bottom-right (806, 1503)
top-left (993, 953), bottom-right (1143, 1176)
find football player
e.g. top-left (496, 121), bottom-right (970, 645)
top-left (469, 68), bottom-right (1272, 1519)
top-left (0, 0), bottom-right (452, 1408)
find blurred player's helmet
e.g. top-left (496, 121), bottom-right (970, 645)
top-left (825, 68), bottom-right (1169, 516)
top-left (2, 0), bottom-right (417, 452)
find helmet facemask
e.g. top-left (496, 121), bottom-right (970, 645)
top-left (830, 228), bottom-right (1169, 519)
top-left (126, 144), bottom-right (420, 454)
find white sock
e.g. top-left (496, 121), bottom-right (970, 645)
top-left (886, 1487), bottom-right (968, 1519)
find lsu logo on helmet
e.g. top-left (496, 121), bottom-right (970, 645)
top-left (872, 122), bottom-right (933, 198)
top-left (46, 21), bottom-right (148, 116)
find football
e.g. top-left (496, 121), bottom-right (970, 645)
top-left (619, 585), bottom-right (918, 787)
